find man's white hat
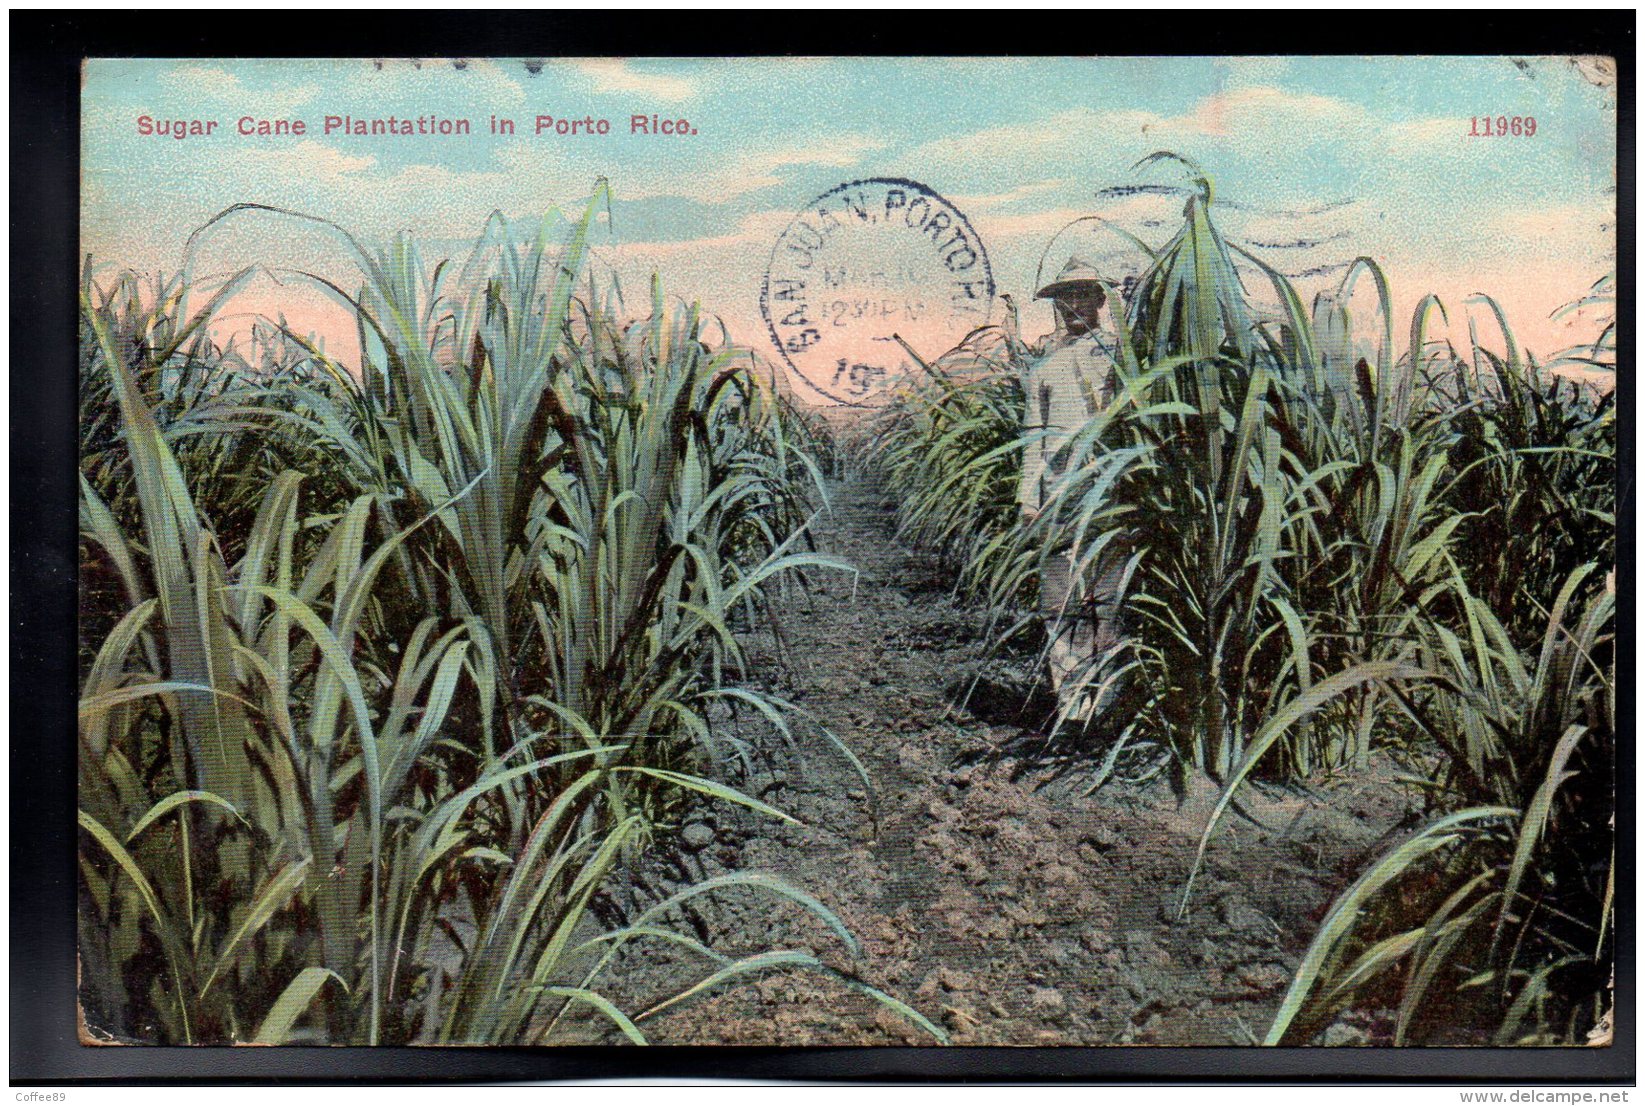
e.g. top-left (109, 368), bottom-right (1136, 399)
top-left (1035, 256), bottom-right (1108, 300)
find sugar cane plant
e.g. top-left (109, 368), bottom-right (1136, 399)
top-left (870, 152), bottom-right (1615, 1044)
top-left (77, 189), bottom-right (943, 1045)
top-left (1261, 562), bottom-right (1614, 1045)
top-left (869, 318), bottom-right (1029, 587)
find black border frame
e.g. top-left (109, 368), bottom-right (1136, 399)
top-left (11, 9), bottom-right (1635, 1084)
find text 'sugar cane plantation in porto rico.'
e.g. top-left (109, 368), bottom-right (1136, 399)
top-left (76, 55), bottom-right (1617, 1048)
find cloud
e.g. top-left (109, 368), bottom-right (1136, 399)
top-left (908, 107), bottom-right (1157, 167)
top-left (1160, 85), bottom-right (1364, 139)
top-left (335, 58), bottom-right (528, 109)
top-left (968, 205), bottom-right (1098, 243)
top-left (1490, 202), bottom-right (1615, 267)
top-left (446, 59), bottom-right (528, 108)
top-left (950, 179), bottom-right (1073, 211)
top-left (158, 65), bottom-right (318, 116)
top-left (608, 208), bottom-right (793, 258)
top-left (681, 133), bottom-right (888, 201)
top-left (910, 86), bottom-right (1458, 185)
top-left (237, 139), bottom-right (378, 183)
top-left (569, 60), bottom-right (698, 102)
top-left (488, 132), bottom-right (888, 204)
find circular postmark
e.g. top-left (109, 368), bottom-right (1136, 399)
top-left (760, 177), bottom-right (995, 406)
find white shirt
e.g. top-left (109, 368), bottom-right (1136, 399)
top-left (1018, 333), bottom-right (1116, 513)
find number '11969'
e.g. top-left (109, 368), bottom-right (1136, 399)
top-left (1470, 115), bottom-right (1537, 136)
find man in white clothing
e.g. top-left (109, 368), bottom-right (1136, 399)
top-left (1018, 258), bottom-right (1126, 723)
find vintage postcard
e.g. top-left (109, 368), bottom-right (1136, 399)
top-left (76, 55), bottom-right (1617, 1049)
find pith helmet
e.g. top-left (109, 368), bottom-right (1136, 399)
top-left (1035, 257), bottom-right (1108, 300)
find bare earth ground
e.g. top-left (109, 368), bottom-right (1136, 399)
top-left (600, 472), bottom-right (1419, 1047)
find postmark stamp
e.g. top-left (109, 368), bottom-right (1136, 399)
top-left (761, 177), bottom-right (995, 405)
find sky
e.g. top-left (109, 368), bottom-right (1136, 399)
top-left (82, 56), bottom-right (1617, 403)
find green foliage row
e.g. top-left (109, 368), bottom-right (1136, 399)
top-left (77, 190), bottom-right (942, 1045)
top-left (872, 154), bottom-right (1615, 1046)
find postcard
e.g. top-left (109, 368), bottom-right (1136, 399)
top-left (76, 55), bottom-right (1617, 1049)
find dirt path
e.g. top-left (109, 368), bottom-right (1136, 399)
top-left (626, 472), bottom-right (1415, 1047)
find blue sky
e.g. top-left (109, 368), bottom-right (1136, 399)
top-left (82, 55), bottom-right (1616, 391)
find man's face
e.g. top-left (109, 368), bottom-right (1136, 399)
top-left (1053, 286), bottom-right (1105, 335)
